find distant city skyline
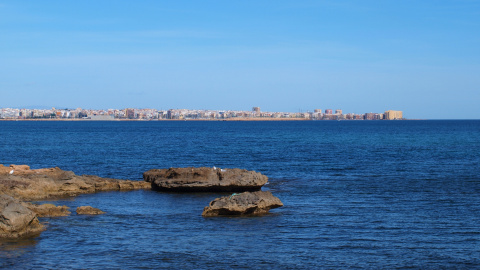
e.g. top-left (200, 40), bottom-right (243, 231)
top-left (1, 1), bottom-right (479, 119)
top-left (0, 107), bottom-right (403, 120)
top-left (4, 105), bottom-right (401, 114)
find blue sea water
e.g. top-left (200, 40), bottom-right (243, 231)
top-left (1, 120), bottom-right (479, 269)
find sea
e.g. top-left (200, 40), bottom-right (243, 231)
top-left (1, 120), bottom-right (479, 269)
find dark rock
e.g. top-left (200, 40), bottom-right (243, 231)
top-left (0, 194), bottom-right (45, 239)
top-left (144, 167), bottom-right (268, 192)
top-left (202, 191), bottom-right (283, 217)
top-left (76, 206), bottom-right (105, 215)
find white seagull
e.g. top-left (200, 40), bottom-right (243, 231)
top-left (9, 170), bottom-right (14, 175)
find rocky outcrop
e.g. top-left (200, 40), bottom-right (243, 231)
top-left (144, 167), bottom-right (268, 192)
top-left (76, 206), bottom-right (105, 215)
top-left (0, 194), bottom-right (45, 239)
top-left (0, 164), bottom-right (151, 239)
top-left (0, 165), bottom-right (151, 201)
top-left (202, 191), bottom-right (283, 217)
top-left (23, 203), bottom-right (71, 217)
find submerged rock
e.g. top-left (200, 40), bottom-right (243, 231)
top-left (144, 167), bottom-right (268, 192)
top-left (0, 164), bottom-right (151, 201)
top-left (76, 206), bottom-right (105, 215)
top-left (0, 194), bottom-right (45, 239)
top-left (202, 191), bottom-right (283, 217)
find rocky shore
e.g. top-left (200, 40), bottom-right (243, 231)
top-left (1, 164), bottom-right (282, 240)
top-left (0, 164), bottom-right (151, 239)
top-left (0, 165), bottom-right (150, 201)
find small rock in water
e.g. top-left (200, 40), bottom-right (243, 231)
top-left (76, 206), bottom-right (105, 215)
top-left (202, 191), bottom-right (283, 217)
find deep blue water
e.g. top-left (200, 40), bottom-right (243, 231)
top-left (1, 120), bottom-right (480, 269)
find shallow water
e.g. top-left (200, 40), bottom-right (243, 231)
top-left (1, 120), bottom-right (480, 269)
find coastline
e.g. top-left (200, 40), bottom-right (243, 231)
top-left (0, 118), bottom-right (312, 121)
top-left (0, 118), bottom-right (421, 121)
top-left (0, 117), bottom-right (435, 122)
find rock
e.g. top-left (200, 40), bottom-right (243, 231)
top-left (23, 203), bottom-right (71, 217)
top-left (0, 194), bottom-right (45, 239)
top-left (76, 206), bottom-right (105, 215)
top-left (0, 164), bottom-right (151, 238)
top-left (9, 164), bottom-right (31, 172)
top-left (202, 191), bottom-right (283, 217)
top-left (0, 164), bottom-right (31, 175)
top-left (0, 165), bottom-right (151, 201)
top-left (0, 164), bottom-right (12, 175)
top-left (144, 167), bottom-right (268, 192)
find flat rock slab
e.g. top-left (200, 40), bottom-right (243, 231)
top-left (144, 167), bottom-right (268, 192)
top-left (76, 206), bottom-right (105, 215)
top-left (0, 164), bottom-right (151, 201)
top-left (0, 194), bottom-right (45, 239)
top-left (24, 203), bottom-right (71, 217)
top-left (202, 191), bottom-right (283, 217)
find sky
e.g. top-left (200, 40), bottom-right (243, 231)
top-left (0, 0), bottom-right (479, 119)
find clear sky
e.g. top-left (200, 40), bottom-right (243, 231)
top-left (1, 0), bottom-right (479, 119)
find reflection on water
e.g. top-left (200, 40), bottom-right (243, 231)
top-left (0, 237), bottom-right (38, 257)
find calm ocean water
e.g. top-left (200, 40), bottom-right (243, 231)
top-left (1, 120), bottom-right (479, 269)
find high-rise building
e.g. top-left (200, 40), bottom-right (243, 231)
top-left (126, 108), bottom-right (135, 119)
top-left (325, 109), bottom-right (333, 115)
top-left (252, 107), bottom-right (261, 113)
top-left (364, 113), bottom-right (376, 120)
top-left (167, 109), bottom-right (174, 119)
top-left (335, 109), bottom-right (343, 115)
top-left (384, 110), bottom-right (403, 120)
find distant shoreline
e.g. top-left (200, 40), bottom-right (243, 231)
top-left (0, 118), bottom-right (429, 122)
top-left (0, 118), bottom-right (312, 121)
top-left (0, 118), bottom-right (427, 122)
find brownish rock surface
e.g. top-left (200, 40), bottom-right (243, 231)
top-left (202, 191), bottom-right (283, 217)
top-left (0, 194), bottom-right (45, 239)
top-left (0, 164), bottom-right (151, 201)
top-left (23, 203), bottom-right (71, 217)
top-left (144, 167), bottom-right (268, 192)
top-left (76, 206), bottom-right (105, 215)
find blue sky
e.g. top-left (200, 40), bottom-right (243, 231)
top-left (0, 0), bottom-right (479, 119)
